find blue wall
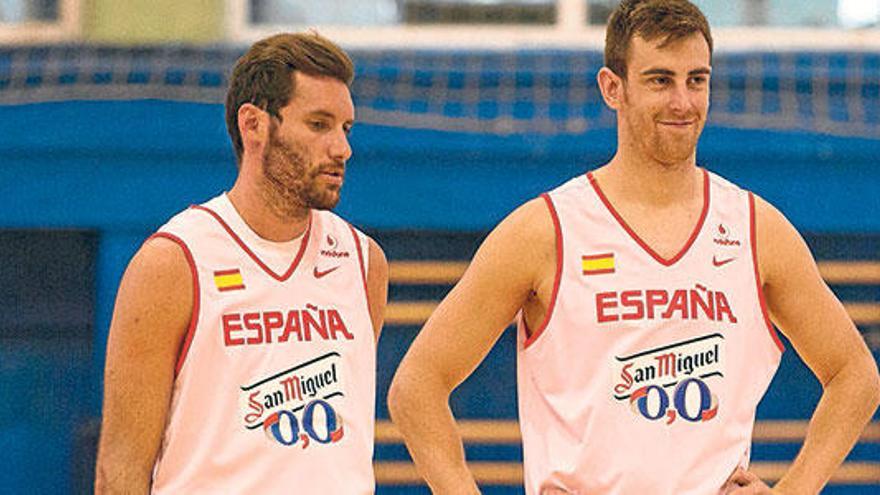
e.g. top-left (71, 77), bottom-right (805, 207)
top-left (1, 100), bottom-right (877, 233)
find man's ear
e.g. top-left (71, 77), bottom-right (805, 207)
top-left (597, 67), bottom-right (626, 111)
top-left (238, 103), bottom-right (270, 156)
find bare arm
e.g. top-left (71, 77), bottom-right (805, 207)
top-left (94, 237), bottom-right (194, 494)
top-left (388, 198), bottom-right (555, 493)
top-left (735, 196), bottom-right (880, 494)
top-left (366, 237), bottom-right (388, 342)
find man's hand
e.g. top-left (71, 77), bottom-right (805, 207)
top-left (723, 467), bottom-right (774, 495)
top-left (752, 194), bottom-right (880, 493)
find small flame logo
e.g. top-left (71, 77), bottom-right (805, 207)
top-left (327, 234), bottom-right (336, 247)
top-left (713, 223), bottom-right (741, 247)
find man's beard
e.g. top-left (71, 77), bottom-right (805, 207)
top-left (648, 123), bottom-right (701, 166)
top-left (621, 90), bottom-right (704, 167)
top-left (622, 112), bottom-right (703, 167)
top-left (260, 128), bottom-right (342, 218)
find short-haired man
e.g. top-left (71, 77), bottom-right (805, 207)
top-left (388, 1), bottom-right (879, 493)
top-left (95, 32), bottom-right (387, 493)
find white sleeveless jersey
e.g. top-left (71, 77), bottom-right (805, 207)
top-left (517, 169), bottom-right (784, 495)
top-left (149, 194), bottom-right (376, 494)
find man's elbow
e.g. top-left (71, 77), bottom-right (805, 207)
top-left (844, 351), bottom-right (880, 413)
top-left (94, 463), bottom-right (108, 494)
top-left (388, 363), bottom-right (448, 423)
top-left (387, 369), bottom-right (413, 423)
top-left (94, 461), bottom-right (124, 495)
top-left (864, 358), bottom-right (880, 412)
top-left (94, 460), bottom-right (152, 495)
top-left (94, 438), bottom-right (154, 494)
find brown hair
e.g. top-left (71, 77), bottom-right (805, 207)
top-left (225, 32), bottom-right (354, 162)
top-left (604, 0), bottom-right (713, 79)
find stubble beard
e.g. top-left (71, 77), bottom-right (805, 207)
top-left (622, 111), bottom-right (702, 168)
top-left (621, 90), bottom-right (703, 168)
top-left (260, 127), bottom-right (341, 220)
top-left (649, 121), bottom-right (701, 166)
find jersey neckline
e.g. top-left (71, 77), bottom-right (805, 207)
top-left (586, 168), bottom-right (710, 267)
top-left (190, 202), bottom-right (312, 282)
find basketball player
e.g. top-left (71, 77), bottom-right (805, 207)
top-left (388, 1), bottom-right (879, 493)
top-left (95, 33), bottom-right (387, 493)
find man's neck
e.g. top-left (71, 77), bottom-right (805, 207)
top-left (227, 178), bottom-right (310, 242)
top-left (593, 152), bottom-right (701, 208)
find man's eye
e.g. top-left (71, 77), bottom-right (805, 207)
top-left (310, 121), bottom-right (329, 130)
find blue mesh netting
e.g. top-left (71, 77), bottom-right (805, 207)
top-left (0, 44), bottom-right (878, 137)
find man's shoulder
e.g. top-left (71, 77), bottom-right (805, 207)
top-left (155, 194), bottom-right (226, 237)
top-left (705, 168), bottom-right (751, 196)
top-left (545, 173), bottom-right (590, 197)
top-left (314, 209), bottom-right (371, 241)
top-left (500, 172), bottom-right (593, 241)
top-left (312, 210), bottom-right (388, 262)
top-left (493, 196), bottom-right (558, 251)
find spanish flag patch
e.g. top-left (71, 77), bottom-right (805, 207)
top-left (214, 269), bottom-right (245, 292)
top-left (582, 253), bottom-right (615, 275)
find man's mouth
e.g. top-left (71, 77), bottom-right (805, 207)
top-left (657, 119), bottom-right (696, 128)
top-left (319, 169), bottom-right (344, 186)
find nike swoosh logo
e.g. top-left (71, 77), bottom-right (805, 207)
top-left (712, 256), bottom-right (735, 267)
top-left (314, 266), bottom-right (340, 278)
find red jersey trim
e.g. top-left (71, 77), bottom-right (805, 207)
top-left (148, 232), bottom-right (201, 377)
top-left (190, 204), bottom-right (311, 282)
top-left (582, 252), bottom-right (614, 260)
top-left (749, 192), bottom-right (786, 354)
top-left (348, 224), bottom-right (371, 317)
top-left (583, 268), bottom-right (615, 275)
top-left (523, 193), bottom-right (563, 349)
top-left (587, 168), bottom-right (710, 267)
top-left (217, 284), bottom-right (245, 292)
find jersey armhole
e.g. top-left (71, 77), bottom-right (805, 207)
top-left (748, 192), bottom-right (786, 354)
top-left (147, 232), bottom-right (202, 376)
top-left (522, 193), bottom-right (563, 350)
top-left (347, 224), bottom-right (371, 315)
